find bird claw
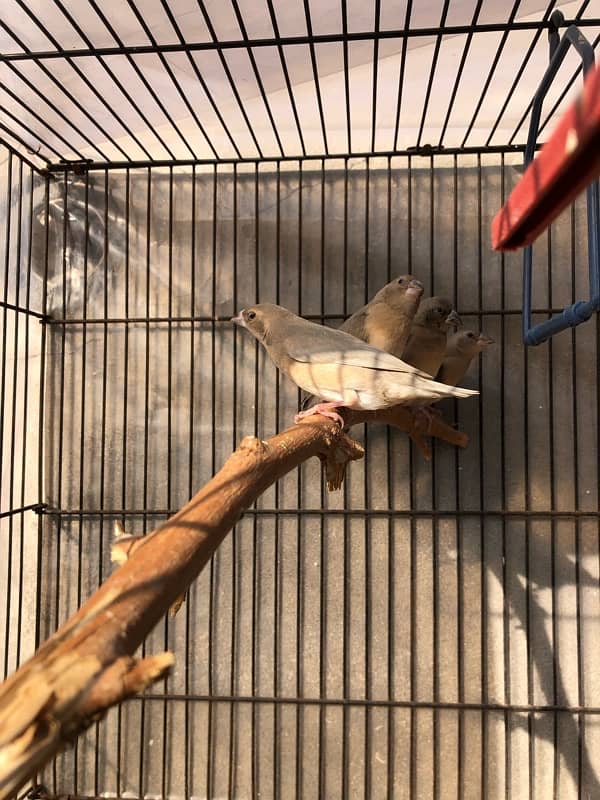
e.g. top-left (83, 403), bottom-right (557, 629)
top-left (413, 405), bottom-right (442, 433)
top-left (294, 403), bottom-right (345, 427)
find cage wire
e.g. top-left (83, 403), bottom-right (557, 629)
top-left (1, 0), bottom-right (600, 798)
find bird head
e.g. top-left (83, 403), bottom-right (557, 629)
top-left (231, 303), bottom-right (293, 344)
top-left (450, 330), bottom-right (495, 356)
top-left (232, 305), bottom-right (271, 343)
top-left (402, 275), bottom-right (424, 300)
top-left (376, 275), bottom-right (424, 307)
top-left (416, 297), bottom-right (462, 330)
top-left (476, 333), bottom-right (495, 350)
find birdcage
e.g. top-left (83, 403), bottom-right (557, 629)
top-left (1, 1), bottom-right (600, 798)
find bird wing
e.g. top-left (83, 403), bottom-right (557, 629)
top-left (339, 306), bottom-right (368, 340)
top-left (284, 321), bottom-right (433, 379)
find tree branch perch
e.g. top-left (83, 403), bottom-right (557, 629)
top-left (0, 407), bottom-right (467, 798)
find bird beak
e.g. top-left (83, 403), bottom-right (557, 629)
top-left (406, 279), bottom-right (424, 297)
top-left (477, 334), bottom-right (494, 347)
top-left (445, 310), bottom-right (462, 328)
top-left (231, 312), bottom-right (245, 327)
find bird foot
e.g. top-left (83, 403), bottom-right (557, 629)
top-left (413, 405), bottom-right (442, 434)
top-left (294, 402), bottom-right (345, 427)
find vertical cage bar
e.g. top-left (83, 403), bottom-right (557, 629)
top-left (161, 165), bottom-right (175, 800)
top-left (116, 166), bottom-right (131, 797)
top-left (0, 155), bottom-right (13, 505)
top-left (184, 163), bottom-right (197, 800)
top-left (363, 156), bottom-right (372, 800)
top-left (35, 174), bottom-right (50, 655)
top-left (15, 166), bottom-right (34, 668)
top-left (453, 153), bottom-right (466, 799)
top-left (71, 169), bottom-right (89, 797)
top-left (571, 201), bottom-right (584, 795)
top-left (251, 161), bottom-right (260, 799)
top-left (273, 160), bottom-right (282, 797)
top-left (430, 153), bottom-right (440, 800)
top-left (407, 152), bottom-right (418, 800)
top-left (7, 156), bottom-right (22, 682)
top-left (385, 154), bottom-right (395, 799)
top-left (317, 157), bottom-right (326, 800)
top-left (524, 223), bottom-right (534, 799)
top-left (1, 155), bottom-right (14, 680)
top-left (341, 156), bottom-right (350, 800)
top-left (295, 159), bottom-right (305, 799)
top-left (228, 162), bottom-right (239, 799)
top-left (206, 163), bottom-right (218, 800)
top-left (476, 153), bottom-right (488, 799)
top-left (500, 153), bottom-right (511, 800)
top-left (137, 166), bottom-right (153, 799)
top-left (547, 220), bottom-right (559, 800)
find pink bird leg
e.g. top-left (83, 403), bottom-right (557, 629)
top-left (294, 401), bottom-right (346, 426)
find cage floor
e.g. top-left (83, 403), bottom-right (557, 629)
top-left (3, 155), bottom-right (600, 798)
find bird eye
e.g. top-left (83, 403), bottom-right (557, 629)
top-left (467, 332), bottom-right (475, 339)
top-left (397, 277), bottom-right (406, 285)
top-left (247, 310), bottom-right (256, 321)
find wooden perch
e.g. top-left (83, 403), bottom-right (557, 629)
top-left (0, 407), bottom-right (467, 798)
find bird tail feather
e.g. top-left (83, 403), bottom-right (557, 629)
top-left (440, 384), bottom-right (479, 398)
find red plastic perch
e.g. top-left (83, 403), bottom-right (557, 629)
top-left (492, 62), bottom-right (600, 252)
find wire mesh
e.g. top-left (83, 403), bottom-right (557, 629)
top-left (0, 153), bottom-right (590, 798)
top-left (1, 1), bottom-right (600, 798)
top-left (0, 147), bottom-right (46, 681)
